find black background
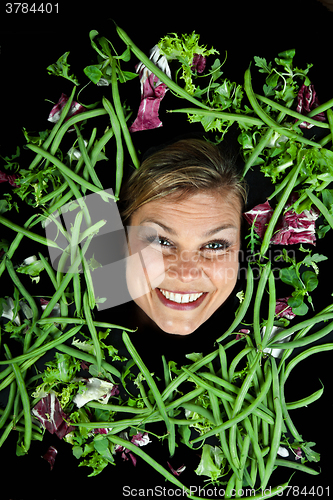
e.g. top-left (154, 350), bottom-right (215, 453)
top-left (1, 1), bottom-right (333, 499)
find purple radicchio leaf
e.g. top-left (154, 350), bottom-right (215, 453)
top-left (47, 93), bottom-right (85, 131)
top-left (243, 200), bottom-right (273, 239)
top-left (42, 446), bottom-right (58, 470)
top-left (129, 71), bottom-right (168, 132)
top-left (32, 391), bottom-right (75, 439)
top-left (243, 194), bottom-right (320, 245)
top-left (295, 83), bottom-right (326, 129)
top-left (0, 170), bottom-right (17, 187)
top-left (129, 46), bottom-right (170, 133)
top-left (167, 461), bottom-right (186, 476)
top-left (114, 431), bottom-right (151, 466)
top-left (191, 54), bottom-right (206, 74)
top-left (275, 297), bottom-right (296, 320)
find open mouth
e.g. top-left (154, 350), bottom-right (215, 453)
top-left (155, 287), bottom-right (208, 310)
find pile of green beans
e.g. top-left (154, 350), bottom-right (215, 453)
top-left (1, 24), bottom-right (333, 499)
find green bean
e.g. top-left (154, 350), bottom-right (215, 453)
top-left (261, 269), bottom-right (276, 348)
top-left (102, 97), bottom-right (124, 198)
top-left (0, 214), bottom-right (61, 249)
top-left (242, 128), bottom-right (275, 178)
top-left (261, 358), bottom-right (283, 490)
top-left (5, 258), bottom-right (39, 324)
top-left (235, 433), bottom-right (251, 493)
top-left (116, 25), bottom-right (210, 111)
top-left (0, 355), bottom-right (40, 392)
top-left (267, 310), bottom-right (333, 345)
top-left (162, 356), bottom-right (176, 457)
top-left (191, 356), bottom-right (271, 444)
top-left (38, 252), bottom-right (57, 290)
top-left (224, 471), bottom-right (237, 499)
top-left (3, 345), bottom-right (31, 452)
top-left (0, 325), bottom-right (82, 366)
top-left (70, 210), bottom-right (83, 315)
top-left (0, 380), bottom-right (16, 430)
top-left (284, 343), bottom-right (333, 382)
top-left (308, 97), bottom-right (333, 117)
top-left (87, 401), bottom-right (150, 414)
top-left (180, 401), bottom-right (214, 427)
top-left (90, 128), bottom-right (114, 168)
top-left (78, 219), bottom-right (107, 244)
top-left (267, 165), bottom-right (303, 202)
top-left (37, 316), bottom-right (136, 331)
top-left (269, 320), bottom-right (333, 350)
top-left (252, 261), bottom-right (271, 347)
top-left (74, 124), bottom-right (103, 189)
top-left (27, 144), bottom-right (116, 202)
top-left (122, 331), bottom-right (172, 436)
top-left (280, 375), bottom-right (303, 443)
top-left (286, 385), bottom-right (324, 410)
top-left (81, 241), bottom-right (96, 310)
top-left (49, 108), bottom-right (108, 157)
top-left (40, 270), bottom-right (74, 319)
top-left (233, 352), bottom-right (261, 417)
top-left (260, 159), bottom-right (304, 256)
top-left (108, 434), bottom-right (189, 493)
top-left (40, 230), bottom-right (93, 319)
top-left (200, 372), bottom-right (274, 423)
top-left (111, 57), bottom-right (140, 169)
top-left (243, 416), bottom-right (266, 484)
top-left (228, 346), bottom-right (253, 383)
top-left (169, 107), bottom-right (264, 127)
top-left (207, 384), bottom-right (240, 478)
top-left (326, 108), bottom-right (333, 144)
top-left (207, 363), bottom-right (241, 480)
top-left (0, 214), bottom-right (39, 281)
top-left (216, 263), bottom-right (254, 343)
top-left (305, 188), bottom-right (333, 231)
top-left (255, 93), bottom-right (329, 129)
top-left (82, 291), bottom-right (102, 371)
top-left (244, 67), bottom-right (321, 149)
top-left (274, 458), bottom-right (319, 475)
top-left (27, 324), bottom-right (58, 352)
top-left (56, 343), bottom-right (121, 378)
top-left (161, 349), bottom-right (219, 401)
top-left (38, 182), bottom-right (69, 206)
top-left (28, 86), bottom-right (77, 171)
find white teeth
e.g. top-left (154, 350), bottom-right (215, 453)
top-left (159, 289), bottom-right (204, 303)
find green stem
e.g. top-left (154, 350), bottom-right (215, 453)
top-left (260, 158), bottom-right (304, 256)
top-left (244, 67), bottom-right (321, 149)
top-left (0, 215), bottom-right (61, 249)
top-left (168, 107), bottom-right (264, 127)
top-left (26, 144), bottom-right (117, 202)
top-left (111, 57), bottom-right (140, 169)
top-left (116, 25), bottom-right (211, 110)
top-left (255, 93), bottom-right (329, 129)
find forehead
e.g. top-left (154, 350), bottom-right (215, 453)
top-left (131, 190), bottom-right (242, 228)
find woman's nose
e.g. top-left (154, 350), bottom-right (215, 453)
top-left (166, 251), bottom-right (203, 282)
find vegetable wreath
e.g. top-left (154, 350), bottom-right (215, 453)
top-left (1, 24), bottom-right (333, 498)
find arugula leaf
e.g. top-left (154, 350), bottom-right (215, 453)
top-left (254, 56), bottom-right (272, 74)
top-left (46, 51), bottom-right (79, 85)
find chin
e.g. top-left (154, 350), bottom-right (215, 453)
top-left (152, 317), bottom-right (204, 336)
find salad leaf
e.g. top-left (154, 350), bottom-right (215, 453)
top-left (46, 51), bottom-right (79, 85)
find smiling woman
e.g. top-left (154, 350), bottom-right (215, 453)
top-left (120, 138), bottom-right (247, 335)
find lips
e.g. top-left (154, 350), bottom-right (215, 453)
top-left (155, 287), bottom-right (208, 311)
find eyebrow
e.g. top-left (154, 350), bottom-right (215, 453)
top-left (140, 218), bottom-right (238, 237)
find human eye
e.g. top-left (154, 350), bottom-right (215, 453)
top-left (146, 234), bottom-right (174, 249)
top-left (202, 239), bottom-right (231, 253)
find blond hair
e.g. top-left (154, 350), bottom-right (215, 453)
top-left (119, 138), bottom-right (247, 223)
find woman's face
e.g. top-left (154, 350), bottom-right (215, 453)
top-left (125, 190), bottom-right (242, 335)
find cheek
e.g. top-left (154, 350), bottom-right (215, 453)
top-left (206, 252), bottom-right (240, 287)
